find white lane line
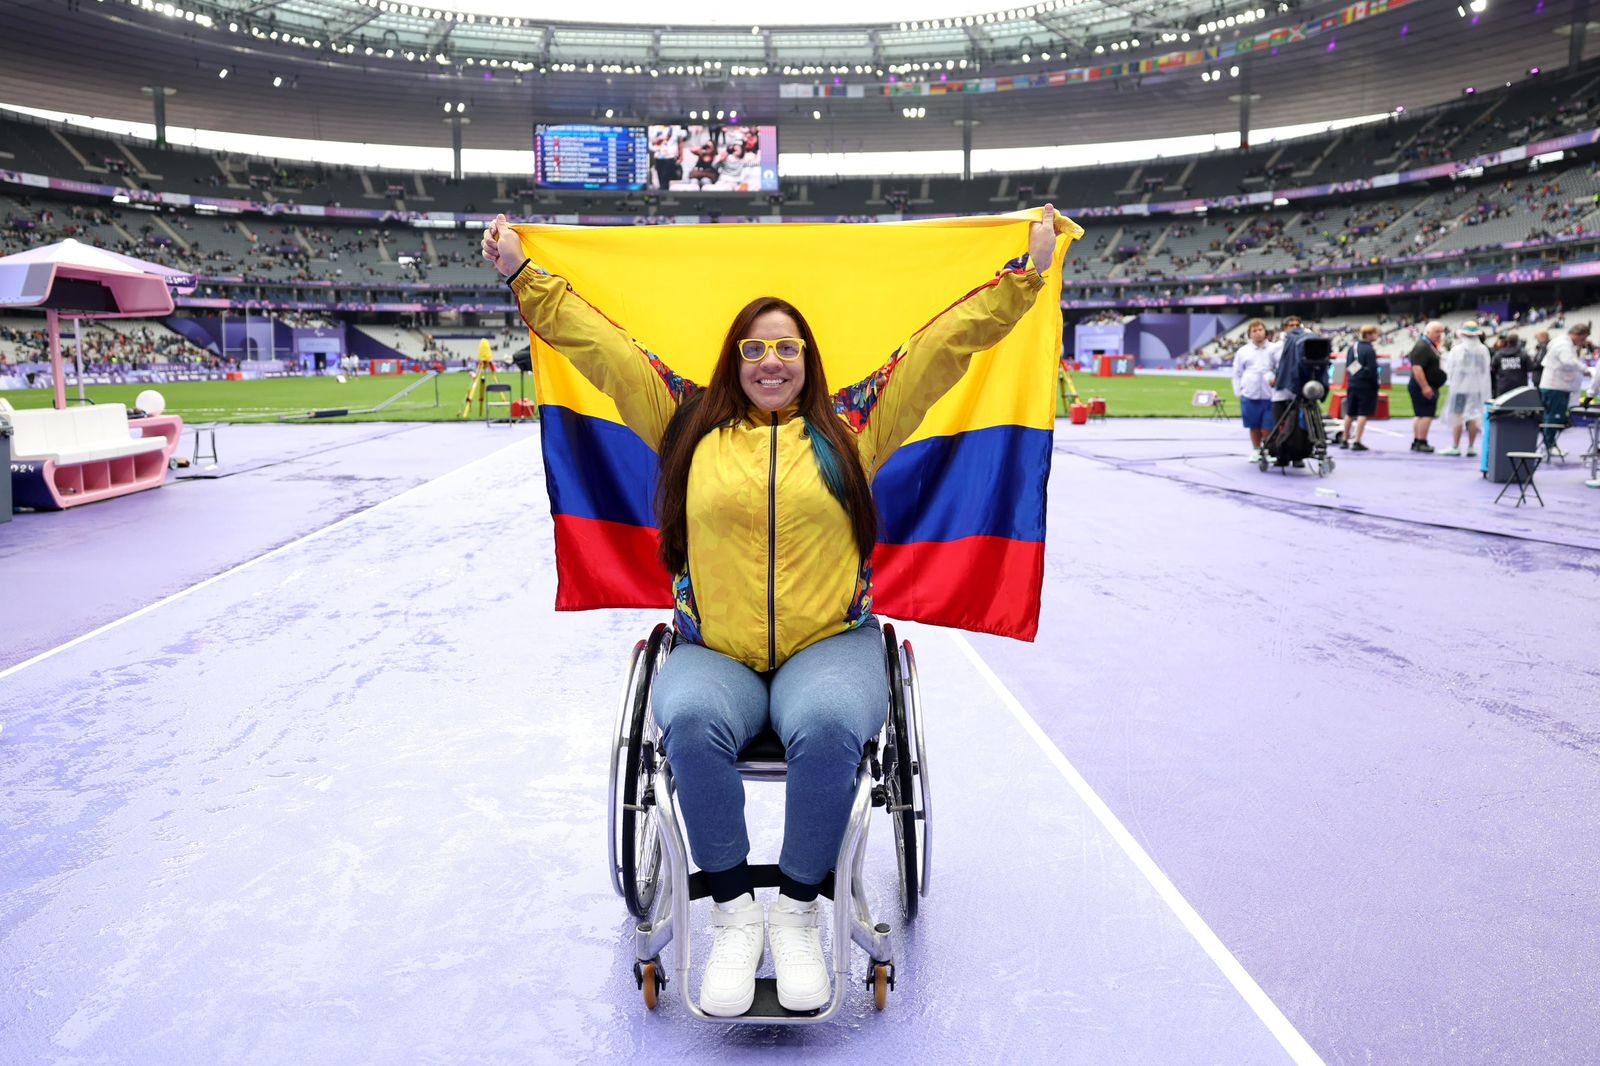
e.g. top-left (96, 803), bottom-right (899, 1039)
top-left (951, 631), bottom-right (1327, 1066)
top-left (1, 436), bottom-right (537, 683)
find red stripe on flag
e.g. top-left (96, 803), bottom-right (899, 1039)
top-left (552, 515), bottom-right (672, 611)
top-left (873, 536), bottom-right (1045, 642)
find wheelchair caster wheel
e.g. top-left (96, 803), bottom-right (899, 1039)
top-left (635, 959), bottom-right (665, 1010)
top-left (868, 962), bottom-right (895, 1011)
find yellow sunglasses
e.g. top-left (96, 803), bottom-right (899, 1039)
top-left (738, 337), bottom-right (806, 362)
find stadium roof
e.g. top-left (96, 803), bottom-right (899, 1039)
top-left (0, 0), bottom-right (1591, 153)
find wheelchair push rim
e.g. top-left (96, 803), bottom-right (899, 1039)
top-left (881, 624), bottom-right (919, 921)
top-left (620, 623), bottom-right (671, 919)
top-left (608, 639), bottom-right (647, 900)
top-left (902, 639), bottom-right (932, 897)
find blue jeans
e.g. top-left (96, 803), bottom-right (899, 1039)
top-left (651, 618), bottom-right (888, 886)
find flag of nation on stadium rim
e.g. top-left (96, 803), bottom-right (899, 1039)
top-left (515, 211), bottom-right (1080, 642)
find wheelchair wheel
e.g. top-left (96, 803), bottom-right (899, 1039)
top-left (620, 623), bottom-right (672, 919)
top-left (881, 624), bottom-right (918, 921)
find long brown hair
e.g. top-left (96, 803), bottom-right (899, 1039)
top-left (655, 297), bottom-right (878, 575)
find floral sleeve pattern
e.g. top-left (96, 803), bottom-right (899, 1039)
top-left (645, 349), bottom-right (700, 404)
top-left (832, 349), bottom-right (904, 432)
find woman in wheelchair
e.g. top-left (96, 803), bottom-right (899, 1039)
top-left (483, 209), bottom-right (1057, 1017)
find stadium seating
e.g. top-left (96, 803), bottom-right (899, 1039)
top-left (2, 60), bottom-right (1598, 357)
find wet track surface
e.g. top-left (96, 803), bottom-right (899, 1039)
top-left (3, 420), bottom-right (1597, 1064)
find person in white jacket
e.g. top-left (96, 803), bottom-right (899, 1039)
top-left (1232, 319), bottom-right (1279, 461)
top-left (1539, 322), bottom-right (1590, 455)
top-left (1438, 322), bottom-right (1492, 456)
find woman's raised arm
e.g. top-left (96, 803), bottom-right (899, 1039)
top-left (836, 206), bottom-right (1059, 474)
top-left (484, 215), bottom-right (695, 451)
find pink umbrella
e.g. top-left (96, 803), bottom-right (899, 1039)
top-left (0, 238), bottom-right (196, 410)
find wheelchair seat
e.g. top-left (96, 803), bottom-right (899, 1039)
top-left (737, 725), bottom-right (787, 763)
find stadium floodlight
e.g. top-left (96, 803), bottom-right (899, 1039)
top-left (1469, 0), bottom-right (1487, 9)
top-left (1230, 65), bottom-right (1240, 76)
top-left (218, 67), bottom-right (228, 78)
top-left (272, 75), bottom-right (283, 87)
top-left (605, 108), bottom-right (614, 118)
top-left (812, 110), bottom-right (821, 119)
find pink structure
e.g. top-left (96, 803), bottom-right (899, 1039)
top-left (0, 239), bottom-right (195, 510)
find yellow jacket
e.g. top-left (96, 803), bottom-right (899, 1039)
top-left (511, 258), bottom-right (1046, 671)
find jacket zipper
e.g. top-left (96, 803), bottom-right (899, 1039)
top-left (767, 413), bottom-right (778, 671)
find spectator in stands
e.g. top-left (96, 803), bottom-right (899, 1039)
top-left (1341, 324), bottom-right (1381, 452)
top-left (1539, 322), bottom-right (1591, 456)
top-left (1231, 319), bottom-right (1277, 461)
top-left (1490, 333), bottom-right (1535, 397)
top-left (1530, 329), bottom-right (1550, 387)
top-left (1438, 322), bottom-right (1491, 457)
top-left (1406, 320), bottom-right (1446, 453)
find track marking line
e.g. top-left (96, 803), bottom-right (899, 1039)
top-left (1, 435), bottom-right (538, 683)
top-left (951, 630), bottom-right (1327, 1066)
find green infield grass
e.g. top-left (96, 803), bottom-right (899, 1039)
top-left (2, 370), bottom-right (1416, 423)
top-left (1056, 371), bottom-right (1417, 419)
top-left (0, 373), bottom-right (530, 424)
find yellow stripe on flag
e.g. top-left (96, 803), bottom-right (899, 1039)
top-left (516, 209), bottom-right (1080, 439)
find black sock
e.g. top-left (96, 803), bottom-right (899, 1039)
top-left (778, 870), bottom-right (823, 903)
top-left (705, 861), bottom-right (754, 904)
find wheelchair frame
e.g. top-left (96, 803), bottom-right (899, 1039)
top-left (606, 621), bottom-right (931, 1021)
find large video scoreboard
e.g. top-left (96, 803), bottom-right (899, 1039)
top-left (533, 124), bottom-right (651, 191)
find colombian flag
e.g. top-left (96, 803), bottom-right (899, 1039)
top-left (516, 209), bottom-right (1080, 641)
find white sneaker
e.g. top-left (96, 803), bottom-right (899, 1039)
top-left (1466, 448), bottom-right (1478, 457)
top-left (699, 894), bottom-right (764, 1017)
top-left (768, 894), bottom-right (831, 1012)
top-left (1248, 448), bottom-right (1261, 462)
top-left (1440, 447), bottom-right (1461, 456)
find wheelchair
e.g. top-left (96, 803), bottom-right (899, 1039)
top-left (606, 621), bottom-right (931, 1022)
